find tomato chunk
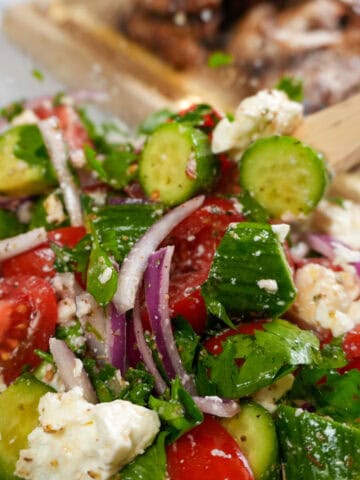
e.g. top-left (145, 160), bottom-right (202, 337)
top-left (1, 226), bottom-right (86, 278)
top-left (0, 276), bottom-right (58, 384)
top-left (343, 326), bottom-right (360, 361)
top-left (165, 197), bottom-right (245, 333)
top-left (167, 415), bottom-right (254, 480)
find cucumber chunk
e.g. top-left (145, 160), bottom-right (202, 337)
top-left (222, 401), bottom-right (280, 480)
top-left (139, 122), bottom-right (218, 206)
top-left (240, 136), bottom-right (329, 219)
top-left (202, 222), bottom-right (296, 319)
top-left (276, 405), bottom-right (360, 480)
top-left (0, 374), bottom-right (52, 480)
top-left (0, 125), bottom-right (57, 196)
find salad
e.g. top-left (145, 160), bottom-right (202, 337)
top-left (0, 84), bottom-right (359, 480)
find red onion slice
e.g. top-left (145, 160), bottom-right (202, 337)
top-left (306, 233), bottom-right (336, 260)
top-left (307, 233), bottom-right (360, 276)
top-left (49, 338), bottom-right (97, 403)
top-left (39, 118), bottom-right (83, 226)
top-left (0, 227), bottom-right (47, 261)
top-left (75, 292), bottom-right (109, 365)
top-left (145, 246), bottom-right (197, 394)
top-left (133, 294), bottom-right (167, 394)
top-left (192, 396), bottom-right (240, 418)
top-left (113, 195), bottom-right (205, 314)
top-left (126, 315), bottom-right (142, 368)
top-left (108, 303), bottom-right (127, 374)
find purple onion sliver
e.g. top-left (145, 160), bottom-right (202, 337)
top-left (133, 295), bottom-right (167, 394)
top-left (49, 338), bottom-right (97, 403)
top-left (192, 396), bottom-right (240, 418)
top-left (112, 195), bottom-right (205, 314)
top-left (109, 303), bottom-right (127, 374)
top-left (126, 315), bottom-right (142, 368)
top-left (145, 247), bottom-right (197, 394)
top-left (306, 233), bottom-right (335, 260)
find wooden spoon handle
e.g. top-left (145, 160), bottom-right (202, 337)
top-left (294, 92), bottom-right (360, 174)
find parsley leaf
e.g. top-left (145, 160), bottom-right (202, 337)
top-left (197, 319), bottom-right (320, 399)
top-left (275, 76), bottom-right (304, 103)
top-left (208, 51), bottom-right (234, 68)
top-left (149, 378), bottom-right (203, 442)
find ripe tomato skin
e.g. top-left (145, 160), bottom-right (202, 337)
top-left (165, 197), bottom-right (245, 334)
top-left (166, 415), bottom-right (254, 480)
top-left (34, 104), bottom-right (90, 151)
top-left (343, 326), bottom-right (360, 361)
top-left (0, 276), bottom-right (58, 384)
top-left (1, 226), bottom-right (86, 278)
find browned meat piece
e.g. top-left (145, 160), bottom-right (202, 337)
top-left (134, 0), bottom-right (221, 14)
top-left (125, 12), bottom-right (207, 69)
top-left (228, 0), bottom-right (360, 111)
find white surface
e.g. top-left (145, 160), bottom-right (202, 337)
top-left (0, 0), bottom-right (62, 107)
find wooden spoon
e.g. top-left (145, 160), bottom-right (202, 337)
top-left (294, 92), bottom-right (360, 174)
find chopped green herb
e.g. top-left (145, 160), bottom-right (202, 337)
top-left (275, 76), bottom-right (303, 103)
top-left (208, 51), bottom-right (234, 68)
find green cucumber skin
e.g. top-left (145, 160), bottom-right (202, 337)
top-left (276, 405), bottom-right (360, 480)
top-left (222, 401), bottom-right (280, 480)
top-left (203, 222), bottom-right (296, 318)
top-left (0, 374), bottom-right (52, 480)
top-left (239, 136), bottom-right (329, 219)
top-left (92, 203), bottom-right (163, 264)
top-left (139, 122), bottom-right (218, 206)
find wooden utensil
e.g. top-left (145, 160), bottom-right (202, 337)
top-left (294, 92), bottom-right (360, 174)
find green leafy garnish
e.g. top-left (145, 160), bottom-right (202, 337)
top-left (32, 69), bottom-right (44, 81)
top-left (55, 320), bottom-right (86, 356)
top-left (0, 101), bottom-right (24, 122)
top-left (138, 109), bottom-right (174, 135)
top-left (208, 51), bottom-right (234, 68)
top-left (149, 378), bottom-right (203, 442)
top-left (275, 76), bottom-right (303, 103)
top-left (173, 317), bottom-right (200, 373)
top-left (119, 366), bottom-right (155, 406)
top-left (0, 209), bottom-right (26, 239)
top-left (196, 319), bottom-right (320, 399)
top-left (86, 235), bottom-right (118, 306)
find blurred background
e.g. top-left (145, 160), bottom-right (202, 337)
top-left (1, 0), bottom-right (359, 116)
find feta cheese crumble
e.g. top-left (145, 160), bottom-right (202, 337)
top-left (16, 388), bottom-right (160, 480)
top-left (293, 263), bottom-right (360, 337)
top-left (311, 199), bottom-right (360, 250)
top-left (211, 89), bottom-right (303, 160)
top-left (257, 279), bottom-right (279, 294)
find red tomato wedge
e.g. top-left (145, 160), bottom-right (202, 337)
top-left (34, 103), bottom-right (91, 151)
top-left (165, 197), bottom-right (245, 334)
top-left (167, 415), bottom-right (254, 480)
top-left (1, 226), bottom-right (86, 278)
top-left (0, 276), bottom-right (58, 384)
top-left (343, 325), bottom-right (360, 361)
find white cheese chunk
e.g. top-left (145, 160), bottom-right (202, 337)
top-left (293, 263), bottom-right (360, 337)
top-left (271, 224), bottom-right (290, 243)
top-left (311, 199), bottom-right (360, 250)
top-left (211, 89), bottom-right (303, 159)
top-left (16, 388), bottom-right (160, 480)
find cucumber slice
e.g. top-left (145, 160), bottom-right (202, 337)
top-left (202, 222), bottom-right (296, 319)
top-left (222, 401), bottom-right (280, 480)
top-left (0, 125), bottom-right (57, 196)
top-left (139, 122), bottom-right (218, 206)
top-left (276, 405), bottom-right (360, 480)
top-left (240, 136), bottom-right (329, 219)
top-left (0, 374), bottom-right (52, 480)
